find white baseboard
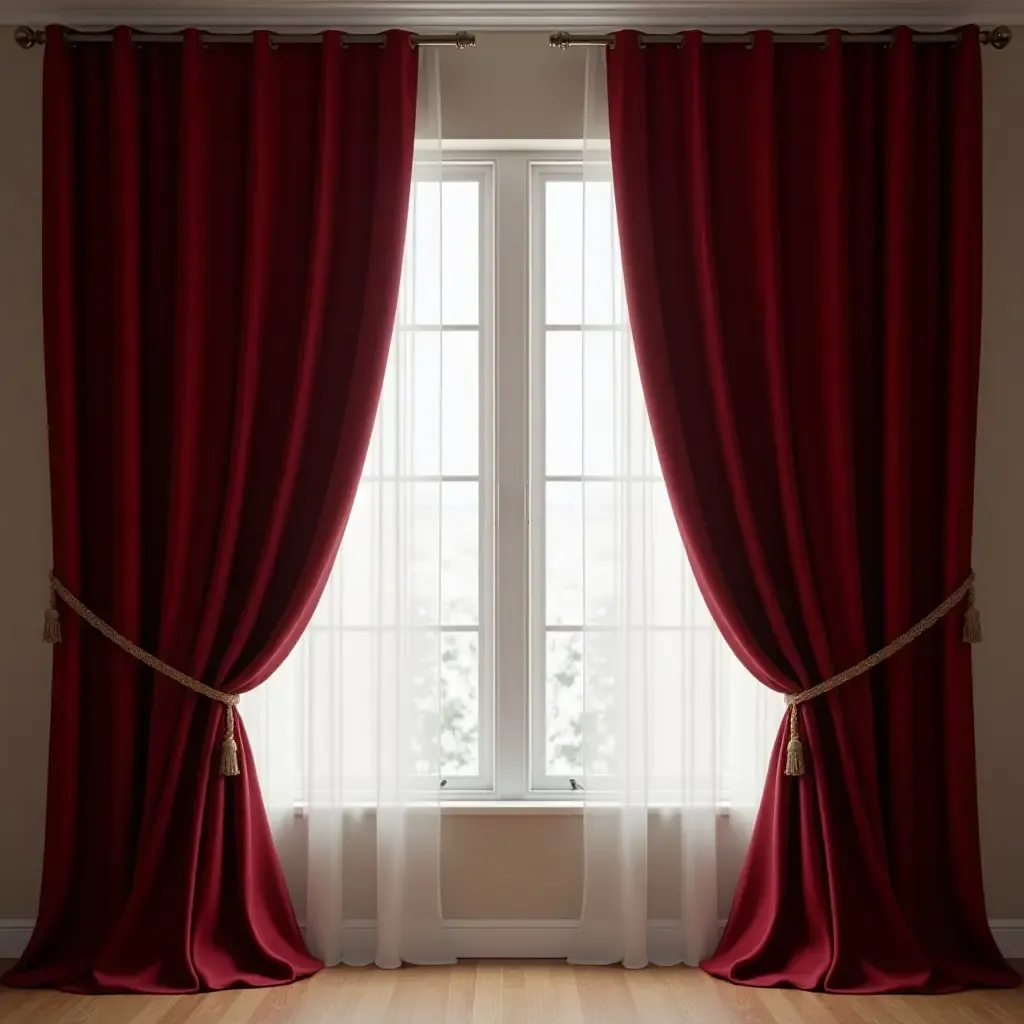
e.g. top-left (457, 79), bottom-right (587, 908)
top-left (334, 919), bottom-right (581, 959)
top-left (448, 920), bottom-right (578, 959)
top-left (0, 920), bottom-right (34, 960)
top-left (3, 917), bottom-right (1023, 963)
top-left (990, 920), bottom-right (1024, 959)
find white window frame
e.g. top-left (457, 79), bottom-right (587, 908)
top-left (528, 160), bottom-right (616, 795)
top-left (409, 159), bottom-right (497, 793)
top-left (438, 152), bottom-right (592, 803)
top-left (280, 152), bottom-right (756, 814)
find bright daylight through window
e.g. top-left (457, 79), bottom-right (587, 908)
top-left (246, 154), bottom-right (776, 807)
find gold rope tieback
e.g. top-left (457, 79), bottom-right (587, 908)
top-left (783, 572), bottom-right (981, 779)
top-left (43, 575), bottom-right (241, 777)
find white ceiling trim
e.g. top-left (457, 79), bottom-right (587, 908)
top-left (2, 1), bottom-right (1023, 31)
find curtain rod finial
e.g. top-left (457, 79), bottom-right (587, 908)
top-left (14, 26), bottom-right (44, 49)
top-left (550, 32), bottom-right (572, 51)
top-left (984, 25), bottom-right (1012, 49)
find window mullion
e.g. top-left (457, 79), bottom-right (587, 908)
top-left (494, 153), bottom-right (530, 800)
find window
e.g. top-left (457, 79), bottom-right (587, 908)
top-left (247, 153), bottom-right (776, 808)
top-left (369, 163), bottom-right (494, 789)
top-left (530, 166), bottom-right (626, 790)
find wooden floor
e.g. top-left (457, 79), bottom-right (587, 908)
top-left (2, 960), bottom-right (1022, 1023)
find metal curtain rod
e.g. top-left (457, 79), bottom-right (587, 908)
top-left (13, 26), bottom-right (475, 49)
top-left (550, 26), bottom-right (1013, 49)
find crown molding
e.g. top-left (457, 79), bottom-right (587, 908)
top-left (2, 1), bottom-right (1023, 31)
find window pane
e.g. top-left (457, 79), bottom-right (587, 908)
top-left (545, 181), bottom-right (583, 324)
top-left (442, 332), bottom-right (479, 475)
top-left (545, 481), bottom-right (582, 626)
top-left (410, 331), bottom-right (442, 475)
top-left (443, 181), bottom-right (480, 325)
top-left (545, 630), bottom-right (583, 776)
top-left (403, 330), bottom-right (480, 477)
top-left (582, 180), bottom-right (617, 326)
top-left (582, 331), bottom-right (615, 476)
top-left (582, 482), bottom-right (615, 627)
top-left (411, 481), bottom-right (441, 622)
top-left (441, 630), bottom-right (479, 776)
top-left (545, 179), bottom-right (622, 327)
top-left (546, 331), bottom-right (582, 476)
top-left (412, 178), bottom-right (479, 325)
top-left (545, 330), bottom-right (618, 478)
top-left (441, 482), bottom-right (479, 625)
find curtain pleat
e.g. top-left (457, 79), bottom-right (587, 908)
top-left (571, 47), bottom-right (779, 970)
top-left (606, 25), bottom-right (1019, 992)
top-left (245, 48), bottom-right (454, 970)
top-left (4, 26), bottom-right (417, 994)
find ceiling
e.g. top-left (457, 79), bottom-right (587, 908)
top-left (2, 0), bottom-right (1021, 30)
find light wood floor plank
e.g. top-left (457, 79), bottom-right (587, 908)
top-left (2, 961), bottom-right (1022, 1022)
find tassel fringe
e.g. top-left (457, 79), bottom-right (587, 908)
top-left (785, 737), bottom-right (805, 777)
top-left (43, 579), bottom-right (62, 644)
top-left (220, 705), bottom-right (240, 776)
top-left (964, 581), bottom-right (983, 643)
top-left (220, 736), bottom-right (240, 777)
top-left (783, 704), bottom-right (806, 777)
top-left (43, 607), bottom-right (62, 644)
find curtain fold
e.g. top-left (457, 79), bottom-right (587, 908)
top-left (3, 25), bottom-right (417, 994)
top-left (245, 49), bottom-right (455, 969)
top-left (606, 26), bottom-right (1019, 992)
top-left (570, 46), bottom-right (780, 970)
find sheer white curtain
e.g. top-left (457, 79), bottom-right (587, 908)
top-left (569, 47), bottom-right (779, 969)
top-left (243, 50), bottom-right (454, 969)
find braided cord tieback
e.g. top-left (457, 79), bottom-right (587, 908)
top-left (43, 574), bottom-right (241, 777)
top-left (782, 572), bottom-right (981, 778)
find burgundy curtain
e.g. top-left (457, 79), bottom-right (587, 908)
top-left (607, 27), bottom-right (1019, 993)
top-left (3, 26), bottom-right (417, 993)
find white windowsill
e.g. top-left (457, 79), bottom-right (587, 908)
top-left (291, 800), bottom-right (734, 818)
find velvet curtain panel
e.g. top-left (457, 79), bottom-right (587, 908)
top-left (4, 26), bottom-right (417, 993)
top-left (606, 27), bottom-right (1018, 993)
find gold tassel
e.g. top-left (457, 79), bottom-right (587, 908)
top-left (963, 580), bottom-right (982, 644)
top-left (42, 578), bottom-right (62, 644)
top-left (220, 705), bottom-right (240, 777)
top-left (784, 704), bottom-right (805, 777)
top-left (785, 738), bottom-right (805, 777)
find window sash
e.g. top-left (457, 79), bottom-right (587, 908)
top-left (411, 161), bottom-right (496, 792)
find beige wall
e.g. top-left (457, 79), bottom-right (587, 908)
top-left (0, 31), bottom-right (49, 924)
top-left (974, 38), bottom-right (1024, 922)
top-left (0, 31), bottom-right (1022, 926)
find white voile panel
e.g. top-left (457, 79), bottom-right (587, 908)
top-left (570, 48), bottom-right (780, 969)
top-left (244, 49), bottom-right (454, 969)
